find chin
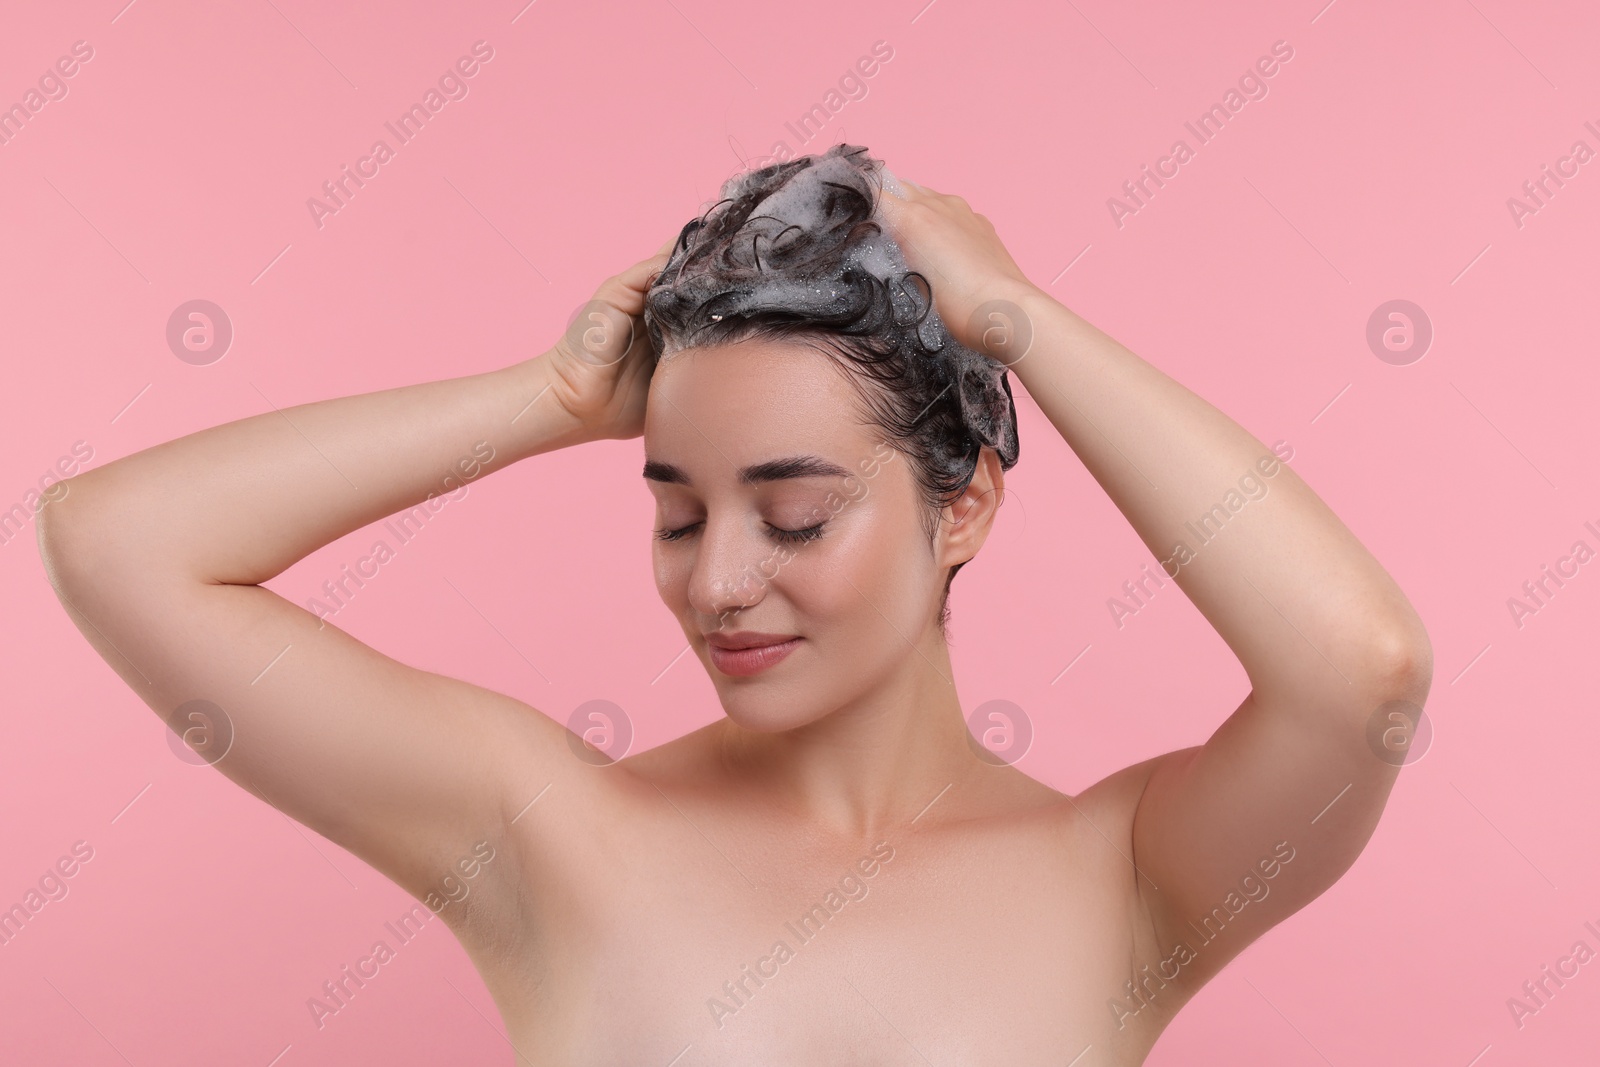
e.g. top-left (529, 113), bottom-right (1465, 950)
top-left (709, 681), bottom-right (825, 733)
top-left (718, 703), bottom-right (823, 734)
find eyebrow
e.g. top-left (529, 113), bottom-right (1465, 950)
top-left (642, 455), bottom-right (853, 486)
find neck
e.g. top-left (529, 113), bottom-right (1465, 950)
top-left (714, 631), bottom-right (982, 839)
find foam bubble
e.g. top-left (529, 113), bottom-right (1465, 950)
top-left (644, 144), bottom-right (1019, 472)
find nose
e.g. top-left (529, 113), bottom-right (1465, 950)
top-left (685, 513), bottom-right (775, 624)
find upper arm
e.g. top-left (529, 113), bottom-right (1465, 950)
top-left (39, 505), bottom-right (585, 915)
top-left (1104, 629), bottom-right (1433, 986)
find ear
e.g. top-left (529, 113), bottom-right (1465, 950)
top-left (935, 447), bottom-right (1005, 570)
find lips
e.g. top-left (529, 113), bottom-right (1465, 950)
top-left (704, 631), bottom-right (797, 651)
top-left (704, 631), bottom-right (801, 676)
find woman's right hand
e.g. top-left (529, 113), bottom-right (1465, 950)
top-left (544, 237), bottom-right (676, 442)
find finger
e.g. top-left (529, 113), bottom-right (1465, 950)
top-left (615, 249), bottom-right (672, 303)
top-left (878, 167), bottom-right (913, 201)
top-left (873, 183), bottom-right (907, 232)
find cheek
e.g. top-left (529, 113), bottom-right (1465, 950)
top-left (793, 506), bottom-right (933, 626)
top-left (653, 545), bottom-right (690, 607)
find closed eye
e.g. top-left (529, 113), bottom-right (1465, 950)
top-left (653, 521), bottom-right (827, 545)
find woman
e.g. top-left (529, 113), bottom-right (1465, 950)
top-left (39, 143), bottom-right (1432, 1064)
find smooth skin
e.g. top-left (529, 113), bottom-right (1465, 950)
top-left (38, 177), bottom-right (1432, 1065)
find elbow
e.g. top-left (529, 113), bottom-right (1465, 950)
top-left (1365, 613), bottom-right (1434, 704)
top-left (35, 474), bottom-right (111, 592)
top-left (35, 478), bottom-right (71, 565)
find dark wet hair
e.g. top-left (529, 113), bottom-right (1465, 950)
top-left (643, 143), bottom-right (1020, 633)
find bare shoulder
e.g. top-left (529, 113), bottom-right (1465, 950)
top-left (1071, 749), bottom-right (1187, 833)
top-left (496, 717), bottom-right (727, 866)
top-left (613, 719), bottom-right (727, 782)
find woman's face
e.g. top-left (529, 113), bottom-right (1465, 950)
top-left (643, 338), bottom-right (948, 731)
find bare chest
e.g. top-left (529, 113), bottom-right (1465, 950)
top-left (464, 799), bottom-right (1169, 1066)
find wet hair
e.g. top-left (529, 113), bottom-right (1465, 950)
top-left (643, 143), bottom-right (1020, 634)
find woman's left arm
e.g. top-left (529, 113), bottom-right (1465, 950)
top-left (878, 180), bottom-right (1433, 974)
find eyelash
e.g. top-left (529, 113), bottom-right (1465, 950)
top-left (653, 521), bottom-right (827, 545)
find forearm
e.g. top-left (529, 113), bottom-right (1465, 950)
top-left (1008, 286), bottom-right (1429, 698)
top-left (43, 351), bottom-right (588, 586)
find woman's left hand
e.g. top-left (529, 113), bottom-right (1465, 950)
top-left (873, 176), bottom-right (1040, 360)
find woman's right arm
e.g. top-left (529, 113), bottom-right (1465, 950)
top-left (35, 245), bottom-right (670, 913)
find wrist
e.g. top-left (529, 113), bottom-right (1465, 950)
top-left (500, 351), bottom-right (600, 457)
top-left (966, 280), bottom-right (1056, 368)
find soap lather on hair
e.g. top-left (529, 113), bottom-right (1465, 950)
top-left (643, 143), bottom-right (1021, 547)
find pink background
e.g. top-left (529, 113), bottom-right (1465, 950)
top-left (3, 0), bottom-right (1597, 1063)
